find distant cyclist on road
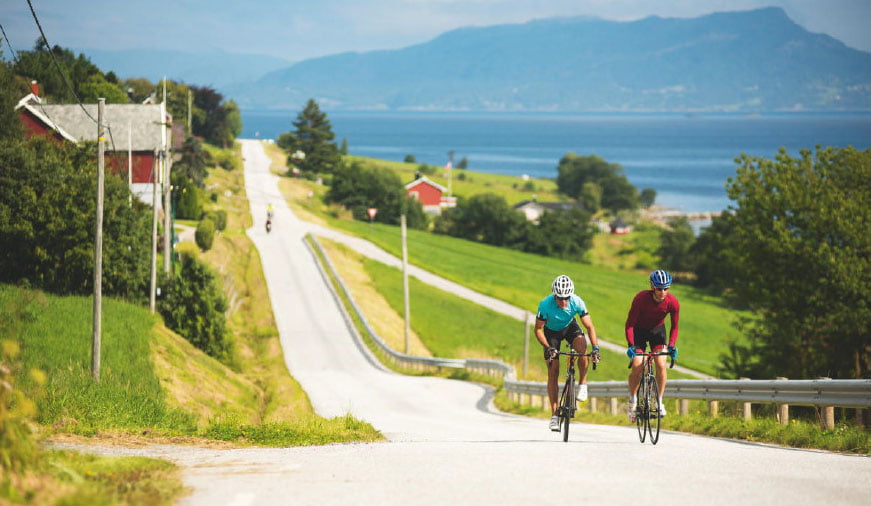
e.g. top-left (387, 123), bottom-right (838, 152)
top-left (625, 269), bottom-right (680, 419)
top-left (535, 274), bottom-right (600, 431)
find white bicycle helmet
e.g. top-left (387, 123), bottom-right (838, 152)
top-left (551, 275), bottom-right (574, 298)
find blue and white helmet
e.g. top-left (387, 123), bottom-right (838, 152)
top-left (649, 269), bottom-right (673, 289)
top-left (552, 275), bottom-right (574, 298)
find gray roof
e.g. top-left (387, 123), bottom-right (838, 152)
top-left (17, 95), bottom-right (170, 152)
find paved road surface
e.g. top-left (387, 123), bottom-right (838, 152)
top-left (56, 140), bottom-right (869, 505)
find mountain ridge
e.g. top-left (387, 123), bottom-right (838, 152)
top-left (234, 7), bottom-right (870, 112)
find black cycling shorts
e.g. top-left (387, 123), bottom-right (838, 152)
top-left (542, 319), bottom-right (585, 360)
top-left (631, 324), bottom-right (667, 352)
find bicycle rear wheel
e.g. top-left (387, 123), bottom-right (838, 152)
top-left (648, 376), bottom-right (661, 444)
top-left (562, 379), bottom-right (574, 442)
top-left (636, 376), bottom-right (647, 443)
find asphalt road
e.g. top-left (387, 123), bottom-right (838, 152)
top-left (55, 140), bottom-right (870, 505)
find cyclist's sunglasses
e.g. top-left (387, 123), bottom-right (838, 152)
top-left (556, 295), bottom-right (571, 301)
top-left (653, 287), bottom-right (669, 292)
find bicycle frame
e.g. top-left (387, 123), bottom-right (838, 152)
top-left (628, 350), bottom-right (674, 444)
top-left (552, 344), bottom-right (597, 442)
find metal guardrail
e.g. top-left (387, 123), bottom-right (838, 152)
top-left (308, 234), bottom-right (871, 415)
top-left (506, 378), bottom-right (871, 408)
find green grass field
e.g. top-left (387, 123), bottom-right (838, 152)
top-left (362, 258), bottom-right (699, 382)
top-left (322, 219), bottom-right (746, 378)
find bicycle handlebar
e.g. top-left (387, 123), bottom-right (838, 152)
top-left (627, 351), bottom-right (676, 369)
top-left (550, 349), bottom-right (598, 370)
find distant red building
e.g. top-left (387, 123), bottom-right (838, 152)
top-left (405, 176), bottom-right (450, 214)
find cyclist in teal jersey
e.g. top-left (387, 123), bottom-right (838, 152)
top-left (535, 275), bottom-right (601, 431)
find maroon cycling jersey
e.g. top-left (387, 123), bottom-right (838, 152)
top-left (625, 290), bottom-right (680, 347)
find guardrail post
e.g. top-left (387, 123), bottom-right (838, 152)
top-left (541, 395), bottom-right (548, 411)
top-left (776, 377), bottom-right (789, 425)
top-left (739, 377), bottom-right (752, 420)
top-left (819, 377), bottom-right (835, 430)
top-left (589, 397), bottom-right (597, 413)
top-left (708, 400), bottom-right (719, 418)
top-left (679, 399), bottom-right (688, 416)
top-left (609, 398), bottom-right (618, 415)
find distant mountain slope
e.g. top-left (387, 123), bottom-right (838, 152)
top-left (236, 7), bottom-right (870, 111)
top-left (78, 48), bottom-right (292, 90)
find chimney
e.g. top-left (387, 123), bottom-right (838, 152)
top-left (30, 80), bottom-right (39, 96)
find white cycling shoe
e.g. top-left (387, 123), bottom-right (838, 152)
top-left (577, 384), bottom-right (588, 402)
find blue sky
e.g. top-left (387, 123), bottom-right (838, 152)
top-left (2, 0), bottom-right (869, 62)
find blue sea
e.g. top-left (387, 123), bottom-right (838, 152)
top-left (241, 110), bottom-right (870, 214)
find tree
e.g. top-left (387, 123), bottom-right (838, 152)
top-left (435, 193), bottom-right (528, 248)
top-left (280, 99), bottom-right (342, 175)
top-left (174, 136), bottom-right (210, 188)
top-left (640, 188), bottom-right (657, 208)
top-left (721, 147), bottom-right (870, 379)
top-left (13, 40), bottom-right (126, 104)
top-left (555, 153), bottom-right (639, 213)
top-left (326, 162), bottom-right (426, 228)
top-left (657, 216), bottom-right (695, 272)
top-left (190, 86), bottom-right (240, 147)
top-left (0, 61), bottom-right (25, 141)
top-left (157, 253), bottom-right (231, 361)
top-left (0, 138), bottom-right (151, 301)
top-left (527, 207), bottom-right (595, 260)
top-left (687, 212), bottom-right (740, 293)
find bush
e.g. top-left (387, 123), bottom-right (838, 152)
top-left (175, 184), bottom-right (201, 220)
top-left (195, 219), bottom-right (215, 251)
top-left (203, 211), bottom-right (227, 232)
top-left (157, 253), bottom-right (232, 361)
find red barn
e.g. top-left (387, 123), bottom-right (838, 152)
top-left (16, 92), bottom-right (173, 210)
top-left (405, 176), bottom-right (447, 214)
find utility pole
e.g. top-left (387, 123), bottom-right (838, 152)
top-left (162, 97), bottom-right (172, 273)
top-left (447, 150), bottom-right (455, 198)
top-left (187, 88), bottom-right (192, 135)
top-left (401, 214), bottom-right (410, 354)
top-left (127, 121), bottom-right (132, 207)
top-left (149, 149), bottom-right (158, 313)
top-left (92, 98), bottom-right (106, 382)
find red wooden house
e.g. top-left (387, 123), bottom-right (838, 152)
top-left (405, 176), bottom-right (451, 214)
top-left (16, 91), bottom-right (173, 210)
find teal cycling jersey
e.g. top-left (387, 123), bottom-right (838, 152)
top-left (536, 294), bottom-right (589, 331)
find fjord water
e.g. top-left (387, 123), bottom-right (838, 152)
top-left (242, 110), bottom-right (870, 213)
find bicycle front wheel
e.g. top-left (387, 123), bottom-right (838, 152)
top-left (562, 380), bottom-right (574, 442)
top-left (636, 376), bottom-right (647, 443)
top-left (648, 375), bottom-right (661, 444)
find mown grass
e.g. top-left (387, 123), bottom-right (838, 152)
top-left (322, 219), bottom-right (743, 377)
top-left (361, 256), bottom-right (698, 382)
top-left (4, 285), bottom-right (197, 433)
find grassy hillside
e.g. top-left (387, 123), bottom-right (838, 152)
top-left (269, 144), bottom-right (747, 378)
top-left (345, 154), bottom-right (565, 206)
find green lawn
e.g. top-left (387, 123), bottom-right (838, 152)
top-left (325, 219), bottom-right (746, 378)
top-left (363, 257), bottom-right (697, 382)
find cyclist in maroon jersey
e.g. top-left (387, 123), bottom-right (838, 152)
top-left (625, 270), bottom-right (679, 419)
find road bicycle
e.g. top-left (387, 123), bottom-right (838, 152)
top-left (550, 343), bottom-right (597, 442)
top-left (628, 350), bottom-right (674, 444)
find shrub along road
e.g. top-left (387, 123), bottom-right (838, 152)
top-left (57, 140), bottom-right (870, 505)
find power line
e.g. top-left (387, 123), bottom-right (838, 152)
top-left (25, 0), bottom-right (101, 128)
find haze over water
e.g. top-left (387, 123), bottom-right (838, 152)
top-left (242, 110), bottom-right (871, 214)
